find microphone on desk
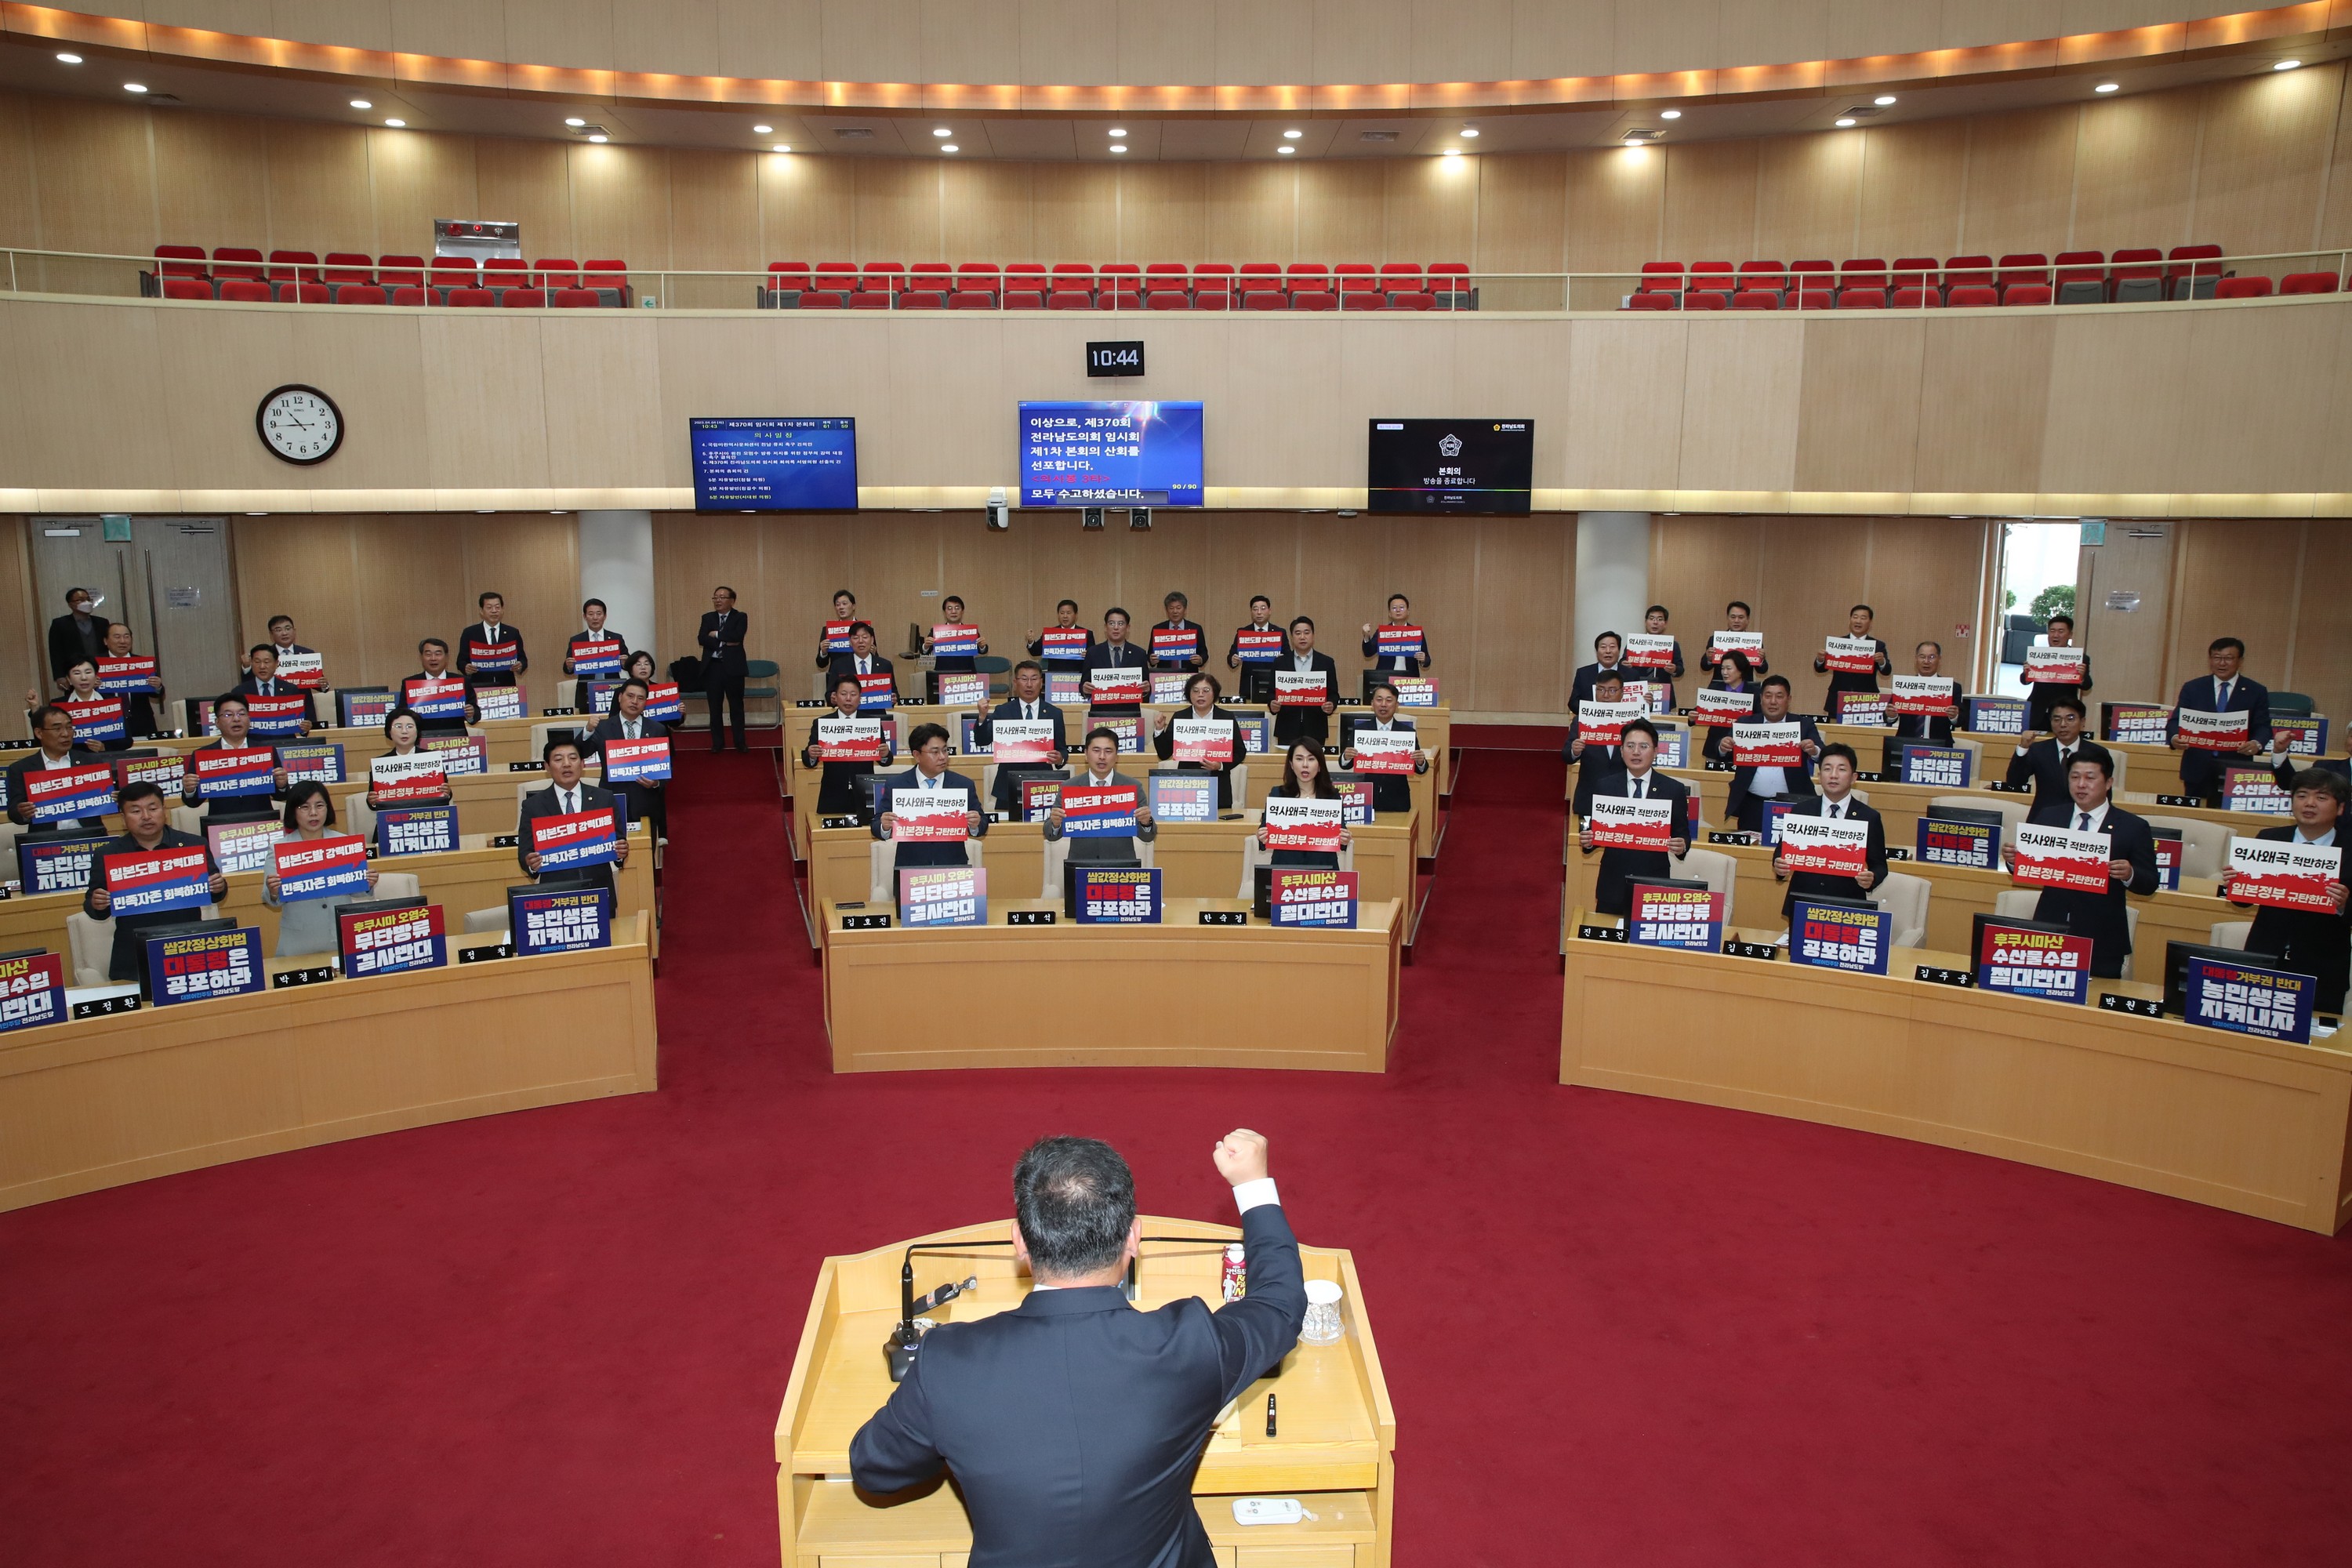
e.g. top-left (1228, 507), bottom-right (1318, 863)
top-left (909, 1276), bottom-right (978, 1317)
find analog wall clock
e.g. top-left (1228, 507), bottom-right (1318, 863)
top-left (256, 383), bottom-right (343, 465)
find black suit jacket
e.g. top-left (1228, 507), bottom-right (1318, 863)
top-left (1080, 640), bottom-right (1149, 713)
top-left (2002, 737), bottom-right (2092, 802)
top-left (801, 713), bottom-right (883, 815)
top-left (583, 715), bottom-right (670, 831)
top-left (699, 610), bottom-right (750, 677)
top-left (517, 780), bottom-right (626, 895)
top-left (1813, 636), bottom-right (1891, 705)
top-left (83, 826), bottom-right (220, 982)
top-left (401, 670), bottom-right (484, 735)
top-left (826, 653), bottom-right (897, 703)
top-left (48, 612), bottom-right (104, 683)
top-left (1775, 795), bottom-right (1888, 917)
top-left (851, 1202), bottom-right (1305, 1568)
top-left (180, 739), bottom-right (282, 821)
top-left (455, 622), bottom-right (526, 684)
top-left (2167, 673), bottom-right (2273, 798)
top-left (1339, 714), bottom-right (1425, 814)
top-left (233, 676), bottom-right (319, 732)
top-left (975, 699), bottom-right (1069, 811)
top-left (1570, 662), bottom-right (1638, 709)
top-left (1147, 619), bottom-right (1207, 671)
top-left (1028, 628), bottom-right (1094, 671)
top-left (1724, 716), bottom-right (1822, 822)
top-left (2236, 823), bottom-right (2350, 1014)
top-left (1580, 769), bottom-right (1692, 916)
top-left (566, 629), bottom-right (630, 675)
top-left (870, 766), bottom-right (989, 869)
top-left (2024, 797), bottom-right (2160, 978)
top-left (2024, 650), bottom-right (2091, 729)
top-left (1152, 708), bottom-right (1247, 808)
top-left (1561, 715), bottom-right (1625, 817)
top-left (1360, 629), bottom-right (1429, 676)
top-left (1269, 652), bottom-right (1340, 746)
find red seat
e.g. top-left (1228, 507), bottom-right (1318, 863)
top-left (324, 252), bottom-right (376, 289)
top-left (1146, 290), bottom-right (1191, 310)
top-left (1625, 291), bottom-right (1676, 310)
top-left (813, 266), bottom-right (857, 294)
top-left (898, 292), bottom-right (946, 310)
top-left (1380, 262), bottom-right (1427, 293)
top-left (1947, 285), bottom-right (1998, 307)
top-left (2053, 250), bottom-right (2106, 305)
top-left (1192, 289), bottom-right (1232, 311)
top-left (1683, 290), bottom-right (1728, 310)
top-left (378, 254), bottom-right (427, 288)
top-left (389, 286), bottom-right (427, 307)
top-left (1051, 263), bottom-right (1096, 289)
top-left (948, 291), bottom-right (996, 310)
top-left (218, 279), bottom-right (274, 303)
top-left (1004, 290), bottom-right (1047, 310)
top-left (1891, 287), bottom-right (1943, 309)
top-left (581, 260), bottom-right (630, 304)
top-left (161, 278), bottom-right (214, 300)
top-left (2213, 276), bottom-right (2272, 299)
top-left (1639, 261), bottom-right (1686, 293)
top-left (1286, 263), bottom-right (1329, 286)
top-left (1996, 252), bottom-right (2049, 288)
top-left (267, 249), bottom-right (321, 284)
top-left (1383, 292), bottom-right (1433, 310)
top-left (1790, 289), bottom-right (1835, 311)
top-left (1942, 255), bottom-right (1994, 290)
top-left (483, 256), bottom-right (529, 285)
top-left (1005, 263), bottom-right (1047, 278)
top-left (445, 288), bottom-right (494, 307)
top-left (1689, 261), bottom-right (1734, 292)
top-left (1338, 273), bottom-right (1381, 296)
top-left (799, 292), bottom-right (846, 309)
top-left (2110, 246), bottom-right (2164, 303)
top-left (338, 284), bottom-right (388, 306)
top-left (1100, 263), bottom-right (1142, 292)
top-left (848, 292), bottom-right (890, 309)
top-left (1427, 261), bottom-right (1470, 292)
top-left (1788, 259), bottom-right (1834, 286)
top-left (1840, 259), bottom-right (1887, 292)
top-left (291, 282), bottom-right (332, 305)
top-left (1889, 256), bottom-right (1939, 293)
top-left (2165, 244), bottom-right (2223, 299)
top-left (154, 244), bottom-right (209, 279)
top-left (500, 287), bottom-right (547, 307)
top-left (1836, 288), bottom-right (1886, 309)
top-left (1999, 283), bottom-right (2051, 307)
top-left (1729, 290), bottom-right (1779, 310)
top-left (1047, 292), bottom-right (1094, 310)
top-left (211, 247), bottom-right (266, 281)
top-left (428, 263), bottom-right (477, 298)
top-left (1341, 292), bottom-right (1383, 310)
top-left (1243, 292), bottom-right (1289, 310)
top-left (1737, 260), bottom-right (1786, 292)
top-left (553, 288), bottom-right (601, 308)
top-left (1098, 289), bottom-right (1142, 311)
top-left (956, 261), bottom-right (1001, 281)
top-left (536, 259), bottom-right (580, 290)
top-left (2281, 271), bottom-right (2341, 295)
top-left (1145, 262), bottom-right (1189, 281)
top-left (909, 262), bottom-right (952, 281)
top-left (1291, 290), bottom-right (1337, 310)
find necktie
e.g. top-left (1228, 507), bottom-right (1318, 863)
top-left (2077, 811), bottom-right (2092, 830)
top-left (563, 789), bottom-right (576, 815)
top-left (2217, 679), bottom-right (2231, 708)
top-left (1632, 776), bottom-right (1645, 800)
top-left (1024, 703), bottom-right (1034, 720)
top-left (1829, 802), bottom-right (1841, 819)
top-left (859, 658), bottom-right (869, 675)
top-left (626, 721), bottom-right (638, 740)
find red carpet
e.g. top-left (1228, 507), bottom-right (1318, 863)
top-left (6, 749), bottom-right (2352, 1566)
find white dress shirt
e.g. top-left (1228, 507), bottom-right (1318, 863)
top-left (2071, 800), bottom-right (2111, 833)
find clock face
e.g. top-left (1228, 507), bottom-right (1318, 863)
top-left (256, 384), bottom-right (343, 465)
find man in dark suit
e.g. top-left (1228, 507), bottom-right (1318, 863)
top-left (1577, 719), bottom-right (1692, 916)
top-left (2004, 696), bottom-right (2090, 802)
top-left (1882, 640), bottom-right (1959, 774)
top-left (8, 706), bottom-right (104, 832)
top-left (82, 781), bottom-right (230, 985)
top-left (1228, 595), bottom-right (1282, 705)
top-left (1772, 743), bottom-right (1887, 917)
top-left (2023, 613), bottom-right (2091, 731)
top-left (234, 645), bottom-right (319, 735)
top-left (1563, 669), bottom-right (1634, 815)
top-left (47, 586), bottom-right (105, 684)
top-left (1723, 676), bottom-right (1823, 833)
top-left (1044, 728), bottom-right (1158, 864)
top-left (872, 722), bottom-right (989, 873)
top-left (1271, 616), bottom-right (1339, 747)
top-left (2013, 742), bottom-right (2160, 979)
top-left (814, 589), bottom-right (859, 671)
top-left (456, 590), bottom-right (527, 688)
top-left (974, 660), bottom-right (1069, 812)
top-left (181, 693), bottom-right (288, 823)
top-left (1569, 630), bottom-right (1633, 709)
top-left (583, 677), bottom-right (670, 841)
top-left (1080, 608), bottom-right (1149, 722)
top-left (100, 620), bottom-right (167, 738)
top-left (825, 620), bottom-right (896, 708)
top-left (2229, 767), bottom-right (2350, 1015)
top-left (699, 583), bottom-right (751, 752)
top-left (851, 1129), bottom-right (1304, 1568)
top-left (1147, 592), bottom-right (1207, 674)
top-left (2165, 635), bottom-right (2272, 804)
top-left (564, 598), bottom-right (630, 677)
top-left (801, 673), bottom-right (887, 816)
top-left (1359, 593), bottom-right (1432, 678)
top-left (401, 638), bottom-right (484, 735)
top-left (1811, 602), bottom-right (1892, 713)
top-left (1029, 599), bottom-right (1093, 677)
top-left (517, 736), bottom-right (632, 898)
top-left (1698, 600), bottom-right (1770, 681)
top-left (1340, 682), bottom-right (1429, 816)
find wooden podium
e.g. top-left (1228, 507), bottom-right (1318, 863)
top-left (775, 1215), bottom-right (1397, 1567)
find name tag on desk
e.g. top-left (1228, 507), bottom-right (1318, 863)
top-left (1198, 909), bottom-right (1247, 926)
top-left (1915, 966), bottom-right (1973, 988)
top-left (2100, 993), bottom-right (2164, 1017)
top-left (843, 913), bottom-right (892, 930)
top-left (273, 966), bottom-right (334, 988)
top-left (1008, 909), bottom-right (1057, 925)
top-left (1723, 939), bottom-right (1778, 960)
top-left (72, 995), bottom-right (141, 1019)
top-left (1576, 924), bottom-right (1629, 942)
top-left (490, 834), bottom-right (521, 848)
top-left (459, 943), bottom-right (516, 964)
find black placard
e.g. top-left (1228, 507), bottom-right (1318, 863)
top-left (1722, 940), bottom-right (1779, 960)
top-left (1008, 909), bottom-right (1057, 925)
top-left (2099, 993), bottom-right (2165, 1017)
top-left (1915, 965), bottom-right (1973, 987)
top-left (1198, 909), bottom-right (1247, 926)
top-left (819, 815), bottom-right (859, 829)
top-left (1883, 846), bottom-right (1912, 860)
top-left (541, 706), bottom-right (579, 716)
top-left (459, 942), bottom-right (517, 964)
top-left (795, 699), bottom-right (827, 709)
top-left (272, 966), bottom-right (334, 988)
top-left (72, 994), bottom-right (140, 1018)
top-left (1087, 340), bottom-right (1145, 377)
top-left (2154, 794), bottom-right (2199, 807)
top-left (1985, 781), bottom-right (2031, 793)
top-left (843, 913), bottom-right (892, 930)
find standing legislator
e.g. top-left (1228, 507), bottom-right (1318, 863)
top-left (1271, 617), bottom-right (1338, 748)
top-left (826, 622), bottom-right (896, 702)
top-left (2005, 696), bottom-right (2091, 803)
top-left (1029, 601), bottom-right (1092, 677)
top-left (2227, 768), bottom-right (2350, 1015)
top-left (1360, 593), bottom-right (1432, 677)
top-left (871, 724), bottom-right (988, 874)
top-left (564, 598), bottom-right (630, 677)
top-left (1044, 728), bottom-right (1158, 862)
top-left (1570, 631), bottom-right (1633, 708)
top-left (1722, 675), bottom-right (1823, 833)
top-left (1562, 668), bottom-right (1633, 815)
top-left (1079, 609), bottom-right (1147, 720)
top-left (1772, 743), bottom-right (1886, 916)
top-left (699, 584), bottom-right (750, 752)
top-left (1812, 603), bottom-right (1891, 711)
top-left (803, 673), bottom-right (888, 816)
top-left (2022, 613), bottom-right (2091, 731)
top-left (2010, 742), bottom-right (2158, 979)
top-left (1576, 718), bottom-right (1690, 916)
top-left (100, 621), bottom-right (167, 739)
top-left (852, 1130), bottom-right (1304, 1568)
top-left (47, 586), bottom-right (106, 684)
top-left (2166, 636), bottom-right (2270, 806)
top-left (1340, 682), bottom-right (1430, 816)
top-left (1227, 596), bottom-right (1282, 705)
top-left (456, 591), bottom-right (527, 688)
top-left (975, 661), bottom-right (1069, 813)
top-left (1699, 601), bottom-right (1770, 681)
top-left (583, 677), bottom-right (670, 841)
top-left (1147, 593), bottom-right (1207, 675)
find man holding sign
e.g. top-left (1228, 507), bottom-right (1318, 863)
top-left (975, 661), bottom-right (1069, 812)
top-left (2225, 768), bottom-right (2349, 1014)
top-left (2005, 743), bottom-right (2158, 978)
top-left (2022, 614), bottom-right (2091, 731)
top-left (1771, 744), bottom-right (1886, 917)
top-left (586, 677), bottom-right (672, 841)
top-left (183, 694), bottom-right (286, 823)
top-left (2166, 636), bottom-right (2272, 805)
top-left (98, 619), bottom-right (167, 736)
top-left (1359, 593), bottom-right (1432, 678)
top-left (6, 707), bottom-right (111, 831)
top-left (1045, 728), bottom-right (1157, 864)
top-left (1340, 683), bottom-right (1430, 815)
top-left (1724, 677), bottom-right (1822, 833)
top-left (1272, 617), bottom-right (1338, 747)
top-left (1079, 608), bottom-right (1149, 719)
top-left (1148, 592), bottom-right (1207, 674)
top-left (1813, 603), bottom-right (1892, 709)
top-left (1700, 601), bottom-right (1769, 681)
top-left (1563, 670), bottom-right (1638, 814)
top-left (922, 594), bottom-right (988, 673)
top-left (83, 781), bottom-right (229, 983)
top-left (456, 590), bottom-right (528, 688)
top-left (564, 598), bottom-right (630, 679)
top-left (1890, 642), bottom-right (1958, 749)
top-left (402, 639), bottom-right (483, 735)
top-left (803, 673), bottom-right (890, 815)
top-left (1029, 600), bottom-right (1094, 677)
top-left (1576, 720), bottom-right (1690, 915)
top-left (517, 738), bottom-right (630, 896)
top-left (873, 723), bottom-right (989, 874)
top-left (235, 645), bottom-right (318, 735)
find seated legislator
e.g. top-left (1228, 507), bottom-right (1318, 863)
top-left (25, 657), bottom-right (129, 754)
top-left (975, 661), bottom-right (1069, 813)
top-left (1360, 592), bottom-right (1432, 677)
top-left (622, 648), bottom-right (659, 688)
top-left (2227, 767), bottom-right (2351, 1016)
top-left (261, 781), bottom-right (381, 957)
top-left (183, 693), bottom-right (287, 822)
top-left (1569, 630), bottom-right (1633, 708)
top-left (2167, 636), bottom-right (2272, 805)
top-left (1270, 618), bottom-right (1339, 749)
top-left (1227, 594), bottom-right (1280, 705)
top-left (365, 708), bottom-right (452, 811)
top-left (6, 706), bottom-right (103, 832)
top-left (2023, 613), bottom-right (2092, 731)
top-left (564, 597), bottom-right (629, 676)
top-left (1562, 668), bottom-right (1632, 815)
top-left (871, 723), bottom-right (989, 872)
top-left (1698, 600), bottom-right (1770, 681)
top-left (516, 736), bottom-right (631, 898)
top-left (1257, 739), bottom-right (1353, 870)
top-left (1152, 672), bottom-right (1247, 809)
top-left (1340, 681), bottom-right (1430, 815)
top-left (851, 1130), bottom-right (1304, 1568)
top-left (234, 644), bottom-right (319, 735)
top-left (1894, 641), bottom-right (1958, 747)
top-left (1771, 743), bottom-right (1887, 916)
top-left (402, 639), bottom-right (485, 735)
top-left (1812, 602), bottom-right (1892, 710)
top-left (1695, 651), bottom-right (1759, 771)
top-left (82, 780), bottom-right (230, 983)
top-left (922, 594), bottom-right (988, 673)
top-left (2003, 696), bottom-right (2091, 803)
top-left (102, 620), bottom-right (167, 738)
top-left (1079, 608), bottom-right (1148, 720)
top-left (824, 620), bottom-right (896, 701)
top-left (583, 677), bottom-right (670, 842)
top-left (1575, 719), bottom-right (1692, 916)
top-left (815, 589), bottom-right (859, 671)
top-left (456, 590), bottom-right (527, 688)
top-left (1028, 600), bottom-right (1092, 677)
top-left (1044, 728), bottom-right (1158, 863)
top-left (1638, 603), bottom-right (1687, 710)
top-left (1722, 675), bottom-right (1823, 833)
top-left (1148, 592), bottom-right (1207, 674)
top-left (2006, 742), bottom-right (2159, 979)
top-left (803, 674), bottom-right (887, 816)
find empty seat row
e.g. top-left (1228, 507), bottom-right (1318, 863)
top-left (1632, 246), bottom-right (2332, 307)
top-left (755, 259), bottom-right (1474, 310)
top-left (769, 288), bottom-right (1454, 312)
top-left (1627, 282), bottom-right (2071, 310)
top-left (147, 246), bottom-right (631, 305)
top-left (158, 278), bottom-right (608, 308)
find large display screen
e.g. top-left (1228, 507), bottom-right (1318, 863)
top-left (1367, 419), bottom-right (1534, 514)
top-left (1019, 401), bottom-right (1203, 507)
top-left (690, 417), bottom-right (858, 510)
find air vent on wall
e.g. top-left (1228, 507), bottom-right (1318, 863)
top-left (834, 127), bottom-right (876, 140)
top-left (570, 124), bottom-right (608, 139)
top-left (1358, 130), bottom-right (1399, 143)
top-left (1840, 105), bottom-right (1885, 118)
top-left (1622, 128), bottom-right (1664, 143)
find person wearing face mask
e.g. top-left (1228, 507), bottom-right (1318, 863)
top-left (2005, 696), bottom-right (2091, 804)
top-left (975, 661), bottom-right (1069, 814)
top-left (1722, 675), bottom-right (1824, 834)
top-left (261, 781), bottom-right (381, 957)
top-left (1044, 728), bottom-right (1157, 865)
top-left (6, 706), bottom-right (101, 832)
top-left (803, 673), bottom-right (888, 817)
top-left (1270, 617), bottom-right (1338, 748)
top-left (1152, 671), bottom-right (1248, 809)
top-left (183, 692), bottom-right (289, 822)
top-left (1258, 739), bottom-right (1353, 871)
top-left (516, 738), bottom-right (631, 897)
top-left (366, 708), bottom-right (451, 811)
top-left (1574, 719), bottom-right (1691, 916)
top-left (584, 677), bottom-right (671, 841)
top-left (47, 586), bottom-right (105, 683)
top-left (1340, 682), bottom-right (1431, 816)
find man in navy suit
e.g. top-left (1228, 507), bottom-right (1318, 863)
top-left (2227, 768), bottom-right (2350, 1015)
top-left (871, 722), bottom-right (989, 872)
top-left (852, 1129), bottom-right (1305, 1568)
top-left (1569, 630), bottom-right (1635, 708)
top-left (1772, 743), bottom-right (1887, 917)
top-left (2166, 636), bottom-right (2272, 804)
top-left (2004, 695), bottom-right (2091, 803)
top-left (1576, 719), bottom-right (1693, 915)
top-left (1722, 675), bottom-right (1823, 833)
top-left (2010, 742), bottom-right (2160, 979)
top-left (973, 660), bottom-right (1069, 812)
top-left (455, 590), bottom-right (528, 688)
top-left (1562, 666), bottom-right (1633, 815)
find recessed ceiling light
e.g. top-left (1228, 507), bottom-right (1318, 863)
top-left (123, 82), bottom-right (146, 93)
top-left (1441, 147), bottom-right (1462, 157)
top-left (565, 117), bottom-right (585, 126)
top-left (1109, 144), bottom-right (1127, 154)
top-left (941, 143), bottom-right (958, 153)
top-left (772, 143), bottom-right (790, 153)
top-left (1283, 128), bottom-right (1302, 139)
top-left (1835, 117), bottom-right (1857, 127)
top-left (932, 127), bottom-right (952, 137)
top-left (2095, 82), bottom-right (2119, 93)
top-left (2274, 59), bottom-right (2301, 70)
top-left (1277, 145), bottom-right (1294, 154)
top-left (586, 132), bottom-right (606, 143)
top-left (1659, 109), bottom-right (1681, 119)
top-left (1874, 94), bottom-right (1897, 105)
top-left (753, 123), bottom-right (772, 133)
top-left (56, 52), bottom-right (82, 64)
top-left (1109, 127), bottom-right (1127, 136)
top-left (386, 118), bottom-right (406, 128)
top-left (350, 99), bottom-right (372, 109)
top-left (1459, 127), bottom-right (1479, 138)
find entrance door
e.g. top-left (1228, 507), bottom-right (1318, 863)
top-left (28, 517), bottom-right (238, 726)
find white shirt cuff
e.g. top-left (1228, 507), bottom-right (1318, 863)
top-left (1231, 1177), bottom-right (1280, 1214)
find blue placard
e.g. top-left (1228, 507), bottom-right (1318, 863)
top-left (1915, 813), bottom-right (1999, 870)
top-left (24, 765), bottom-right (118, 823)
top-left (899, 866), bottom-right (987, 928)
top-left (530, 804), bottom-right (624, 873)
top-left (2185, 955), bottom-right (2314, 1044)
top-left (375, 804), bottom-right (457, 858)
top-left (279, 742), bottom-right (347, 785)
top-left (1654, 726), bottom-right (1689, 769)
top-left (1147, 773), bottom-right (1218, 824)
top-left (1074, 866), bottom-right (1162, 924)
top-left (510, 884), bottom-right (613, 954)
top-left (0, 949), bottom-right (67, 1032)
top-left (1019, 401), bottom-right (1204, 507)
top-left (1236, 712), bottom-right (1270, 753)
top-left (1964, 695), bottom-right (2026, 736)
top-left (1337, 781), bottom-right (1375, 826)
top-left (689, 416), bottom-right (858, 510)
top-left (1976, 923), bottom-right (2094, 1004)
top-left (2151, 829), bottom-right (2184, 892)
top-left (144, 925), bottom-right (265, 1005)
top-left (1269, 869), bottom-right (1359, 928)
top-left (1760, 799), bottom-right (1795, 847)
top-left (1897, 744), bottom-right (1974, 788)
top-left (1628, 885), bottom-right (1724, 951)
top-left (104, 844), bottom-right (213, 916)
top-left (585, 681), bottom-right (620, 715)
top-left (337, 688), bottom-right (397, 728)
top-left (16, 832), bottom-right (107, 896)
top-left (1788, 898), bottom-right (1893, 975)
top-left (339, 903), bottom-right (448, 977)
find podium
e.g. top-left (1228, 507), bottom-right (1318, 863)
top-left (775, 1215), bottom-right (1397, 1566)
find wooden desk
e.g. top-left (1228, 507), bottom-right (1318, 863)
top-left (775, 1214), bottom-right (1396, 1568)
top-left (1, 713), bottom-right (557, 775)
top-left (1560, 916), bottom-right (2352, 1234)
top-left (0, 912), bottom-right (659, 1212)
top-left (822, 898), bottom-right (1402, 1073)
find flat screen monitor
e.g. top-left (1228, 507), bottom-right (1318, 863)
top-left (1019, 401), bottom-right (1203, 507)
top-left (689, 417), bottom-right (858, 511)
top-left (2164, 940), bottom-right (2274, 1018)
top-left (1367, 419), bottom-right (1533, 514)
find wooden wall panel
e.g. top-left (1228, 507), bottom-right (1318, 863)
top-left (1381, 157), bottom-right (1475, 268)
top-left (1912, 315), bottom-right (2055, 495)
top-left (1475, 153), bottom-right (1566, 275)
top-left (2038, 310), bottom-right (2191, 496)
top-left (1753, 132), bottom-right (1860, 267)
top-left (2161, 520), bottom-right (2296, 695)
top-left (1959, 105), bottom-right (2079, 258)
top-left (1792, 317), bottom-right (1925, 495)
top-left (1854, 120), bottom-right (1969, 263)
top-left (1468, 515), bottom-right (1573, 713)
top-left (2191, 68), bottom-right (2339, 262)
top-left (1559, 316), bottom-right (1683, 488)
top-left (759, 150), bottom-right (857, 264)
top-left (2320, 67), bottom-right (2352, 252)
top-left (1120, 164), bottom-right (1208, 264)
top-left (1860, 518), bottom-right (1986, 671)
top-left (1647, 515), bottom-right (1762, 648)
top-left (0, 521), bottom-right (38, 727)
top-left (667, 150), bottom-right (760, 274)
top-left (2069, 92), bottom-right (2198, 256)
top-left (263, 120), bottom-right (374, 256)
top-left (1296, 161), bottom-right (1386, 263)
top-left (152, 113), bottom-right (270, 255)
top-left (1661, 140), bottom-right (1759, 265)
top-left (230, 516), bottom-right (365, 685)
top-left (1563, 146), bottom-right (1662, 276)
top-left (1032, 163), bottom-right (1121, 263)
top-left (1758, 519), bottom-right (1869, 702)
top-left (367, 129), bottom-right (479, 260)
top-left (474, 137), bottom-right (575, 263)
top-left (942, 162), bottom-right (1034, 265)
top-left (1675, 317), bottom-right (1802, 492)
top-left (0, 93), bottom-right (36, 258)
top-left (459, 514), bottom-right (583, 668)
top-left (1203, 162), bottom-right (1295, 262)
top-left (2287, 522), bottom-right (2352, 724)
top-left (28, 96), bottom-right (154, 261)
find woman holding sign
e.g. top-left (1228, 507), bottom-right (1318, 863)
top-left (261, 782), bottom-right (381, 956)
top-left (1152, 673), bottom-right (1247, 808)
top-left (367, 708), bottom-right (453, 811)
top-left (27, 657), bottom-right (130, 753)
top-left (1258, 740), bottom-right (1352, 869)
